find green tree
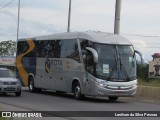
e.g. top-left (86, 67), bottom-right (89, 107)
top-left (0, 40), bottom-right (16, 56)
top-left (137, 63), bottom-right (149, 81)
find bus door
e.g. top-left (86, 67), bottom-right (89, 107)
top-left (85, 73), bottom-right (94, 96)
top-left (83, 52), bottom-right (94, 95)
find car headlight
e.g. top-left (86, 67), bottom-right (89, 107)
top-left (16, 79), bottom-right (21, 85)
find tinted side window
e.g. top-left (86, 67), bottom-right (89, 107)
top-left (36, 40), bottom-right (61, 58)
top-left (17, 40), bottom-right (35, 57)
top-left (80, 39), bottom-right (93, 51)
top-left (17, 41), bottom-right (28, 55)
top-left (86, 52), bottom-right (94, 74)
top-left (60, 39), bottom-right (80, 62)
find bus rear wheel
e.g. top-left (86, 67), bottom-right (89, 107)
top-left (29, 77), bottom-right (36, 92)
top-left (108, 96), bottom-right (118, 102)
top-left (29, 77), bottom-right (42, 93)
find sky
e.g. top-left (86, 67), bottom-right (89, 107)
top-left (0, 0), bottom-right (160, 61)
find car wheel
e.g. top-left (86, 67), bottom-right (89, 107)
top-left (15, 90), bottom-right (21, 96)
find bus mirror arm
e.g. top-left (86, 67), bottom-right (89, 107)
top-left (134, 50), bottom-right (144, 64)
top-left (86, 47), bottom-right (98, 63)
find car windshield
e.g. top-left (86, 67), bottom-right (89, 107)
top-left (0, 69), bottom-right (14, 78)
top-left (94, 44), bottom-right (136, 81)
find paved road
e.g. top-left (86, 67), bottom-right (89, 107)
top-left (0, 87), bottom-right (160, 120)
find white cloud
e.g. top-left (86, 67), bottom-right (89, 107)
top-left (124, 35), bottom-right (160, 61)
top-left (73, 0), bottom-right (115, 15)
top-left (0, 8), bottom-right (63, 41)
top-left (131, 40), bottom-right (147, 48)
top-left (1, 0), bottom-right (160, 61)
top-left (122, 1), bottom-right (160, 17)
top-left (19, 20), bottom-right (63, 38)
top-left (121, 0), bottom-right (160, 35)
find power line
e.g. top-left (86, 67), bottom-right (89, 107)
top-left (0, 0), bottom-right (16, 11)
top-left (140, 47), bottom-right (160, 48)
top-left (122, 33), bottom-right (160, 38)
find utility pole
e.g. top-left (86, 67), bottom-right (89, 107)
top-left (67, 0), bottom-right (72, 32)
top-left (17, 0), bottom-right (20, 41)
top-left (0, 42), bottom-right (2, 56)
top-left (114, 0), bottom-right (122, 34)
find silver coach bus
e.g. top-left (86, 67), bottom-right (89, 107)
top-left (16, 32), bottom-right (139, 101)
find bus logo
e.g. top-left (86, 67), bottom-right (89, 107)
top-left (45, 59), bottom-right (51, 73)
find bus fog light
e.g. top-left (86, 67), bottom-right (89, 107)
top-left (99, 83), bottom-right (108, 88)
top-left (96, 80), bottom-right (108, 88)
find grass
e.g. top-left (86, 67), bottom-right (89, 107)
top-left (138, 78), bottom-right (160, 87)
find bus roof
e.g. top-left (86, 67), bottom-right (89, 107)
top-left (22, 32), bottom-right (132, 45)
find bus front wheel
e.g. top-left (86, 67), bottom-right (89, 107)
top-left (73, 82), bottom-right (84, 99)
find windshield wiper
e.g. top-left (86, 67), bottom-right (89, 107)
top-left (119, 57), bottom-right (130, 81)
top-left (107, 65), bottom-right (116, 81)
top-left (108, 57), bottom-right (117, 81)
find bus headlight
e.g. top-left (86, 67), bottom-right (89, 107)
top-left (99, 83), bottom-right (107, 87)
top-left (95, 79), bottom-right (108, 88)
top-left (131, 84), bottom-right (137, 88)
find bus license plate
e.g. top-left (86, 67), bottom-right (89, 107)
top-left (115, 92), bottom-right (122, 95)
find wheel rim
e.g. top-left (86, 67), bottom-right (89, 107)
top-left (75, 85), bottom-right (80, 98)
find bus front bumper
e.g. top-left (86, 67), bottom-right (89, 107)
top-left (93, 84), bottom-right (137, 97)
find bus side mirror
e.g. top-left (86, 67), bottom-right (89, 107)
top-left (86, 47), bottom-right (98, 63)
top-left (135, 50), bottom-right (144, 64)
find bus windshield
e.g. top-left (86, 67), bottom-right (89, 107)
top-left (94, 44), bottom-right (136, 81)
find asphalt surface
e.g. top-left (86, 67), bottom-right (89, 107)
top-left (0, 87), bottom-right (160, 120)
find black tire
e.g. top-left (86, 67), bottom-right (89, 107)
top-left (108, 96), bottom-right (118, 102)
top-left (29, 77), bottom-right (36, 92)
top-left (2, 92), bottom-right (6, 95)
top-left (29, 77), bottom-right (42, 93)
top-left (15, 90), bottom-right (21, 96)
top-left (73, 82), bottom-right (84, 99)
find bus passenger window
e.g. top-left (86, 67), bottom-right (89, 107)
top-left (86, 54), bottom-right (94, 74)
